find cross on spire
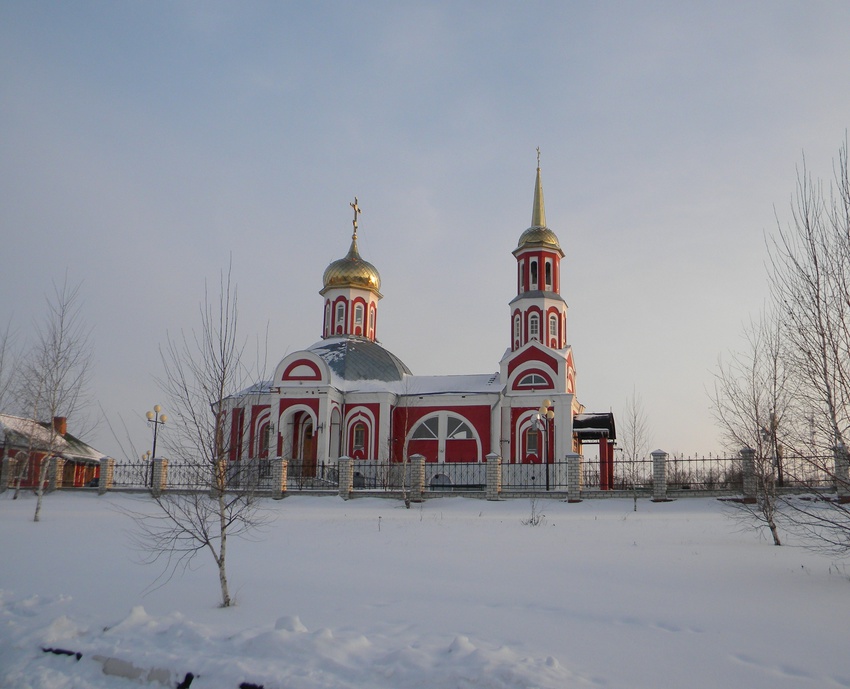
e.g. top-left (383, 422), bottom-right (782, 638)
top-left (536, 146), bottom-right (541, 168)
top-left (350, 197), bottom-right (361, 237)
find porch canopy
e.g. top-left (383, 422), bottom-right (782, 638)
top-left (573, 412), bottom-right (616, 442)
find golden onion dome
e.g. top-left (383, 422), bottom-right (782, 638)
top-left (321, 234), bottom-right (382, 295)
top-left (516, 226), bottom-right (562, 252)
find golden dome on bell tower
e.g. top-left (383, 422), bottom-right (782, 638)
top-left (320, 197), bottom-right (382, 297)
top-left (321, 233), bottom-right (382, 295)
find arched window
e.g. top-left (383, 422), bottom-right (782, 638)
top-left (259, 424), bottom-right (271, 458)
top-left (354, 304), bottom-right (364, 326)
top-left (513, 315), bottom-right (521, 345)
top-left (408, 412), bottom-right (480, 463)
top-left (530, 260), bottom-right (538, 289)
top-left (369, 308), bottom-right (375, 337)
top-left (549, 314), bottom-right (558, 343)
top-left (412, 417), bottom-right (439, 439)
top-left (519, 260), bottom-right (525, 292)
top-left (335, 302), bottom-right (345, 333)
top-left (324, 303), bottom-right (330, 336)
top-left (545, 260), bottom-right (552, 289)
top-left (529, 314), bottom-right (539, 341)
top-left (526, 429), bottom-right (539, 454)
top-left (353, 422), bottom-right (366, 450)
top-left (446, 416), bottom-right (473, 439)
top-left (518, 373), bottom-right (547, 387)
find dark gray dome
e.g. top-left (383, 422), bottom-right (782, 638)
top-left (308, 337), bottom-right (411, 382)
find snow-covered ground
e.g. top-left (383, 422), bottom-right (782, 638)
top-left (1, 492), bottom-right (849, 689)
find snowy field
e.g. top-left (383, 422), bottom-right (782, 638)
top-left (2, 492), bottom-right (850, 689)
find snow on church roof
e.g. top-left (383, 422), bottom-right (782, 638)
top-left (308, 337), bottom-right (411, 383)
top-left (397, 373), bottom-right (502, 395)
top-left (314, 371), bottom-right (502, 396)
top-left (305, 338), bottom-right (500, 395)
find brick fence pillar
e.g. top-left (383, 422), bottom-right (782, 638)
top-left (271, 457), bottom-right (288, 499)
top-left (48, 457), bottom-right (65, 492)
top-left (834, 442), bottom-right (850, 500)
top-left (338, 456), bottom-right (353, 500)
top-left (152, 458), bottom-right (168, 498)
top-left (409, 454), bottom-right (426, 502)
top-left (565, 453), bottom-right (582, 502)
top-left (98, 457), bottom-right (114, 495)
top-left (651, 449), bottom-right (668, 501)
top-left (485, 452), bottom-right (502, 500)
top-left (740, 447), bottom-right (756, 502)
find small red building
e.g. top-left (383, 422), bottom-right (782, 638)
top-left (222, 161), bottom-right (615, 481)
top-left (0, 414), bottom-right (105, 489)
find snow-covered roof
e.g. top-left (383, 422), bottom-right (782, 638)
top-left (0, 413), bottom-right (105, 462)
top-left (397, 373), bottom-right (502, 395)
top-left (308, 337), bottom-right (411, 383)
top-left (229, 342), bottom-right (502, 398)
top-left (573, 412), bottom-right (617, 440)
top-left (319, 372), bottom-right (503, 396)
top-left (225, 380), bottom-right (274, 400)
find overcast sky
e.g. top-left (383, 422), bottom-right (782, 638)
top-left (2, 2), bottom-right (850, 460)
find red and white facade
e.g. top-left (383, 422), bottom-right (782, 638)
top-left (223, 164), bottom-right (614, 477)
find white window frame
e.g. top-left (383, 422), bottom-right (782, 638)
top-left (353, 422), bottom-right (366, 450)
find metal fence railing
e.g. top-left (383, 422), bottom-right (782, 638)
top-left (349, 461), bottom-right (411, 490)
top-left (110, 461), bottom-right (149, 489)
top-left (501, 462), bottom-right (568, 492)
top-left (661, 455), bottom-right (741, 492)
top-left (343, 461), bottom-right (487, 492)
top-left (768, 454), bottom-right (834, 489)
top-left (423, 461), bottom-right (485, 491)
top-left (100, 453), bottom-right (841, 497)
top-left (287, 460), bottom-right (339, 492)
top-left (580, 457), bottom-right (655, 491)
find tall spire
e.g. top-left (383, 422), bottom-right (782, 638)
top-left (531, 147), bottom-right (546, 228)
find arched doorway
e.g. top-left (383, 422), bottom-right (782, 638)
top-left (329, 408), bottom-right (341, 459)
top-left (284, 409), bottom-right (318, 478)
top-left (297, 417), bottom-right (317, 477)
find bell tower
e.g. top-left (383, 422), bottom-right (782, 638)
top-left (509, 154), bottom-right (568, 352)
top-left (320, 198), bottom-right (382, 341)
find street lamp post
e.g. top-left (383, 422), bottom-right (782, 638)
top-left (145, 405), bottom-right (167, 487)
top-left (536, 399), bottom-right (555, 491)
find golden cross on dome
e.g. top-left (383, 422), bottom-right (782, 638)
top-left (536, 147), bottom-right (541, 168)
top-left (350, 197), bottom-right (361, 235)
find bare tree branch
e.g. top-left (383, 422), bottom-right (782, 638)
top-left (13, 277), bottom-right (93, 520)
top-left (128, 262), bottom-right (270, 608)
top-left (619, 388), bottom-right (650, 511)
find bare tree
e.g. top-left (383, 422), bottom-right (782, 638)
top-left (14, 279), bottom-right (93, 520)
top-left (619, 388), bottom-right (650, 511)
top-left (127, 265), bottom-right (268, 608)
top-left (769, 142), bottom-right (850, 451)
top-left (0, 319), bottom-right (17, 411)
top-left (711, 310), bottom-right (793, 545)
top-left (765, 140), bottom-right (850, 551)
